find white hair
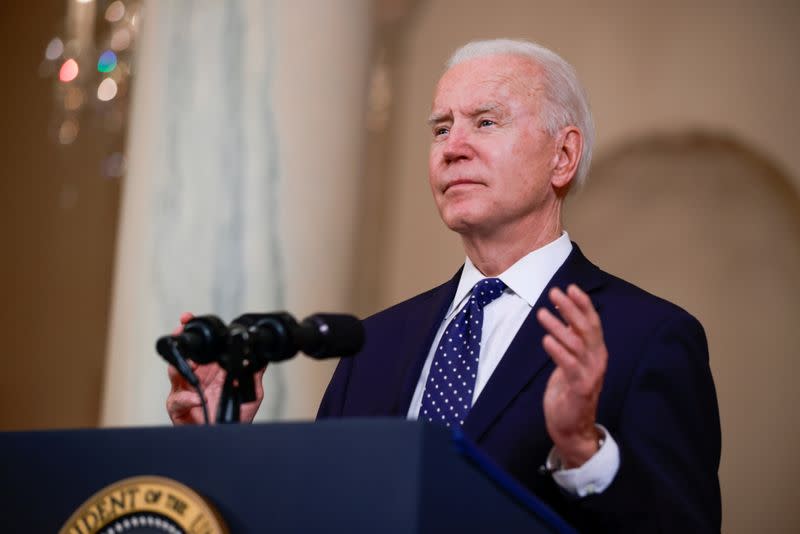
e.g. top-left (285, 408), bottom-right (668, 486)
top-left (446, 39), bottom-right (595, 191)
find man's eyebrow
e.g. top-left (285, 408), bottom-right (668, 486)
top-left (427, 102), bottom-right (508, 126)
top-left (427, 111), bottom-right (451, 126)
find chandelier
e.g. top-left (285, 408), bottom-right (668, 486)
top-left (39, 0), bottom-right (143, 178)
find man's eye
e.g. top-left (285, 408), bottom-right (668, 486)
top-left (434, 126), bottom-right (449, 136)
top-left (478, 119), bottom-right (495, 127)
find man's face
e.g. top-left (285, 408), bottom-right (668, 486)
top-left (428, 54), bottom-right (558, 237)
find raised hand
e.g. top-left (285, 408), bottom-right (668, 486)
top-left (165, 312), bottom-right (265, 425)
top-left (536, 285), bottom-right (608, 468)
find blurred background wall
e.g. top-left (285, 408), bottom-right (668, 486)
top-left (0, 1), bottom-right (798, 532)
top-left (0, 2), bottom-right (121, 430)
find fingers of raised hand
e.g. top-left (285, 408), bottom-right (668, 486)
top-left (537, 285), bottom-right (608, 384)
top-left (547, 285), bottom-right (603, 347)
top-left (567, 284), bottom-right (603, 341)
top-left (537, 307), bottom-right (585, 355)
top-left (541, 333), bottom-right (582, 382)
top-left (546, 287), bottom-right (588, 338)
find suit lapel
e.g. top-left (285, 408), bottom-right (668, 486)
top-left (462, 244), bottom-right (606, 441)
top-left (390, 269), bottom-right (462, 415)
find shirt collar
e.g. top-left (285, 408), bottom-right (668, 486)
top-left (446, 232), bottom-right (573, 318)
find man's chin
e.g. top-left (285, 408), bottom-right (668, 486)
top-left (440, 211), bottom-right (491, 236)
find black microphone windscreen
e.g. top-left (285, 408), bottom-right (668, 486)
top-left (156, 336), bottom-right (177, 365)
top-left (181, 315), bottom-right (229, 364)
top-left (302, 313), bottom-right (364, 358)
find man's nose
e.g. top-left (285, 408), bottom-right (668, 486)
top-left (442, 124), bottom-right (474, 164)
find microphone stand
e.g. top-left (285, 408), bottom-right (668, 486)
top-left (215, 324), bottom-right (263, 424)
top-left (216, 314), bottom-right (298, 423)
top-left (217, 373), bottom-right (242, 424)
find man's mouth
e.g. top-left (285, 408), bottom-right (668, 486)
top-left (444, 179), bottom-right (482, 193)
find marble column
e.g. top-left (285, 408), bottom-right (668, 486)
top-left (101, 0), bottom-right (372, 425)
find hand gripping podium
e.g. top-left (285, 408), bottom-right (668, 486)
top-left (1, 419), bottom-right (577, 533)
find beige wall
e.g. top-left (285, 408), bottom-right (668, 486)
top-left (0, 3), bottom-right (120, 430)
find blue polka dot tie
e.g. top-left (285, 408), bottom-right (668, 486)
top-left (419, 277), bottom-right (507, 427)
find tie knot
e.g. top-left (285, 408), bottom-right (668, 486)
top-left (470, 278), bottom-right (507, 309)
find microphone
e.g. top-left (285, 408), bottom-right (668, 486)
top-left (157, 312), bottom-right (364, 369)
top-left (297, 313), bottom-right (365, 359)
top-left (156, 312), bottom-right (363, 424)
top-left (156, 315), bottom-right (229, 365)
top-left (230, 312), bottom-right (364, 366)
top-left (156, 315), bottom-right (228, 426)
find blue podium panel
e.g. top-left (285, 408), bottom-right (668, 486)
top-left (0, 419), bottom-right (573, 533)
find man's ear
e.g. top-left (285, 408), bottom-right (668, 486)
top-left (551, 127), bottom-right (582, 191)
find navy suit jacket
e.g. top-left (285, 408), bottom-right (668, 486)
top-left (318, 244), bottom-right (721, 533)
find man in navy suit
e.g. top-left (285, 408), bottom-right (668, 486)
top-left (168, 39), bottom-right (721, 533)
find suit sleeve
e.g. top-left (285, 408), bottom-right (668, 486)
top-left (568, 312), bottom-right (721, 533)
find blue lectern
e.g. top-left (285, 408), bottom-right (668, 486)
top-left (0, 419), bottom-right (577, 533)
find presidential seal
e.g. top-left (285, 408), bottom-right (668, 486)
top-left (60, 476), bottom-right (228, 534)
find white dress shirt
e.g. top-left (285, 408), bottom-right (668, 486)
top-left (406, 232), bottom-right (620, 496)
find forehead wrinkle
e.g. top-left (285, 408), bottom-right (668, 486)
top-left (428, 59), bottom-right (544, 125)
top-left (467, 101), bottom-right (504, 115)
top-left (486, 71), bottom-right (544, 110)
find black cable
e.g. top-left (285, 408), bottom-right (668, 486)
top-left (169, 339), bottom-right (210, 425)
